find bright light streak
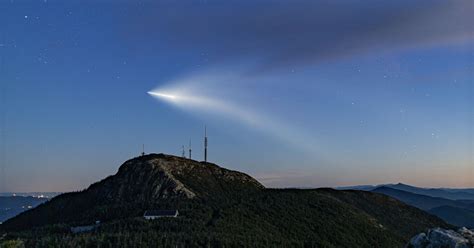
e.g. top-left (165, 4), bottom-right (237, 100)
top-left (147, 91), bottom-right (177, 100)
top-left (147, 89), bottom-right (261, 126)
top-left (147, 86), bottom-right (319, 154)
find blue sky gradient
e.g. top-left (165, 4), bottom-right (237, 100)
top-left (1, 0), bottom-right (472, 192)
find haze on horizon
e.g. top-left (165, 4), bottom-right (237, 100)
top-left (0, 0), bottom-right (472, 192)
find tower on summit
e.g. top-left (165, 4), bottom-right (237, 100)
top-left (204, 126), bottom-right (208, 162)
top-left (188, 139), bottom-right (192, 159)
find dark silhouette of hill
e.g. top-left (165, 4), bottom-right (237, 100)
top-left (0, 154), bottom-right (450, 247)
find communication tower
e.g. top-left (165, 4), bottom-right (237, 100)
top-left (204, 126), bottom-right (208, 162)
top-left (188, 139), bottom-right (192, 159)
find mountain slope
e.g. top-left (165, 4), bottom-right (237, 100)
top-left (372, 186), bottom-right (474, 228)
top-left (429, 206), bottom-right (474, 228)
top-left (339, 183), bottom-right (474, 201)
top-left (384, 183), bottom-right (474, 201)
top-left (314, 188), bottom-right (450, 240)
top-left (372, 186), bottom-right (474, 211)
top-left (0, 154), bottom-right (450, 247)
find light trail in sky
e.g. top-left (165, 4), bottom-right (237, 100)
top-left (147, 86), bottom-right (319, 155)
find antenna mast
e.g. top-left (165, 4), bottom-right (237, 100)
top-left (181, 145), bottom-right (185, 158)
top-left (141, 144), bottom-right (145, 156)
top-left (188, 139), bottom-right (192, 159)
top-left (204, 126), bottom-right (208, 162)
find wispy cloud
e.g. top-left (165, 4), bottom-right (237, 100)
top-left (126, 0), bottom-right (472, 71)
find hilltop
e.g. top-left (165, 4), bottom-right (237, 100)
top-left (0, 154), bottom-right (449, 247)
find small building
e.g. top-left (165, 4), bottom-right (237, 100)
top-left (144, 210), bottom-right (179, 220)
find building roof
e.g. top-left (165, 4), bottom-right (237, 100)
top-left (144, 210), bottom-right (178, 217)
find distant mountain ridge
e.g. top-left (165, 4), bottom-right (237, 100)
top-left (339, 183), bottom-right (474, 200)
top-left (0, 154), bottom-right (449, 247)
top-left (372, 186), bottom-right (474, 211)
top-left (371, 186), bottom-right (474, 228)
top-left (387, 183), bottom-right (474, 201)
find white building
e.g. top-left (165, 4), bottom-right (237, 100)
top-left (143, 210), bottom-right (179, 220)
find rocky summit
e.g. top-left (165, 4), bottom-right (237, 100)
top-left (88, 153), bottom-right (264, 201)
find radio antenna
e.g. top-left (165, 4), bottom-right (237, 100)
top-left (204, 126), bottom-right (208, 162)
top-left (188, 139), bottom-right (192, 159)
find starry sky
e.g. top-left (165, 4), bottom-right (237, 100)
top-left (1, 0), bottom-right (472, 192)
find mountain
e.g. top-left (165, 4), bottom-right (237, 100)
top-left (387, 183), bottom-right (474, 201)
top-left (440, 188), bottom-right (474, 195)
top-left (0, 154), bottom-right (450, 247)
top-left (429, 206), bottom-right (474, 228)
top-left (372, 186), bottom-right (474, 211)
top-left (1, 154), bottom-right (264, 231)
top-left (342, 183), bottom-right (474, 201)
top-left (0, 196), bottom-right (48, 223)
top-left (372, 186), bottom-right (474, 228)
top-left (336, 185), bottom-right (377, 191)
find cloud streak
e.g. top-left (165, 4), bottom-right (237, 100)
top-left (126, 0), bottom-right (472, 71)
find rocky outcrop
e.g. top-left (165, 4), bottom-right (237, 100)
top-left (85, 153), bottom-right (264, 202)
top-left (407, 227), bottom-right (474, 248)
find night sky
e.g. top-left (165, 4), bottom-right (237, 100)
top-left (1, 0), bottom-right (472, 192)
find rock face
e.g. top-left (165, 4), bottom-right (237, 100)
top-left (84, 153), bottom-right (264, 202)
top-left (407, 227), bottom-right (474, 248)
